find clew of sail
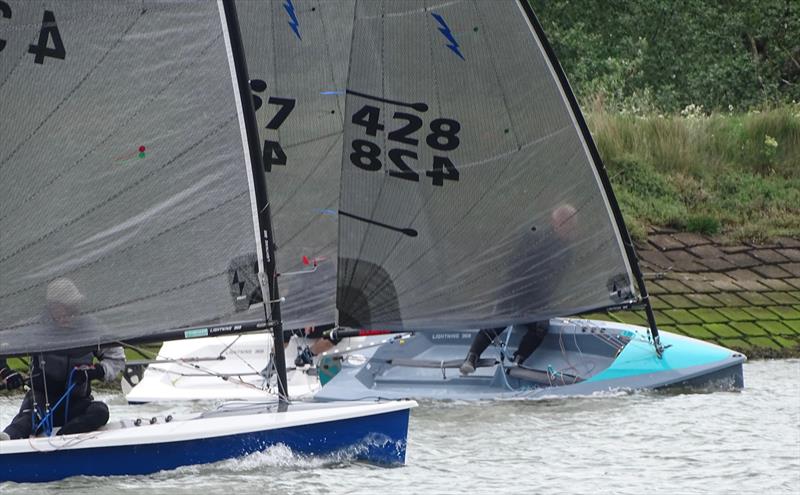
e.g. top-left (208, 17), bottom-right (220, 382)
top-left (0, 0), bottom-right (269, 355)
top-left (337, 0), bottom-right (639, 331)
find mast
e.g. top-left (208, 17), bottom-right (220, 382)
top-left (516, 0), bottom-right (663, 356)
top-left (219, 0), bottom-right (289, 399)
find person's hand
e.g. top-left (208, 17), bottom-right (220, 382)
top-left (0, 367), bottom-right (24, 390)
top-left (73, 364), bottom-right (105, 383)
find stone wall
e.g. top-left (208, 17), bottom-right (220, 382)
top-left (581, 231), bottom-right (800, 358)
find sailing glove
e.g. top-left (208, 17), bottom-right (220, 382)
top-left (294, 346), bottom-right (314, 367)
top-left (0, 367), bottom-right (24, 390)
top-left (73, 364), bottom-right (105, 383)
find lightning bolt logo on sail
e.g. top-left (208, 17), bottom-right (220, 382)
top-left (283, 0), bottom-right (301, 40)
top-left (431, 13), bottom-right (464, 60)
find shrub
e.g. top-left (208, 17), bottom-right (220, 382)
top-left (530, 0), bottom-right (800, 113)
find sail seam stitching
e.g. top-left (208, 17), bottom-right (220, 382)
top-left (0, 34), bottom-right (224, 224)
top-left (0, 192), bottom-right (246, 302)
top-left (0, 12), bottom-right (144, 171)
top-left (0, 117), bottom-right (235, 265)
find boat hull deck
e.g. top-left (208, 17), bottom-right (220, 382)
top-left (314, 319), bottom-right (745, 401)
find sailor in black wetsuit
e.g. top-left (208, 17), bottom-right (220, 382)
top-left (459, 204), bottom-right (579, 375)
top-left (0, 279), bottom-right (125, 441)
top-left (459, 321), bottom-right (549, 374)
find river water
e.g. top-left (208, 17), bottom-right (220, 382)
top-left (1, 359), bottom-right (798, 495)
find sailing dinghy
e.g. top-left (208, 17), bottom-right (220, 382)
top-left (313, 0), bottom-right (744, 401)
top-left (0, 0), bottom-right (413, 482)
top-left (317, 321), bottom-right (744, 401)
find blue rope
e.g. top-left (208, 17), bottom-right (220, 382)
top-left (63, 367), bottom-right (79, 429)
top-left (32, 368), bottom-right (78, 437)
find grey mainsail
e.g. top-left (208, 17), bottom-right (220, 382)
top-left (237, 0), bottom-right (355, 329)
top-left (0, 1), bottom-right (266, 354)
top-left (337, 0), bottom-right (638, 330)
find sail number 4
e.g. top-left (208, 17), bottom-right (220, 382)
top-left (350, 104), bottom-right (460, 186)
top-left (0, 3), bottom-right (66, 64)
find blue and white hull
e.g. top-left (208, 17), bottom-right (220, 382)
top-left (0, 400), bottom-right (415, 483)
top-left (315, 319), bottom-right (745, 401)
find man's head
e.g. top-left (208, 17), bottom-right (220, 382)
top-left (46, 278), bottom-right (84, 328)
top-left (551, 204), bottom-right (578, 243)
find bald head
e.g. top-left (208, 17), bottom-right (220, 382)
top-left (551, 204), bottom-right (578, 241)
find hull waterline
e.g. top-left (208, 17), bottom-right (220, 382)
top-left (0, 400), bottom-right (415, 483)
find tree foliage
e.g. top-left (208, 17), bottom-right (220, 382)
top-left (529, 0), bottom-right (800, 112)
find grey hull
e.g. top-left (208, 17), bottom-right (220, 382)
top-left (315, 319), bottom-right (745, 401)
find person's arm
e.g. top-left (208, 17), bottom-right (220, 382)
top-left (92, 346), bottom-right (126, 382)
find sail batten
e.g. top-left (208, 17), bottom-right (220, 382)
top-left (336, 0), bottom-right (638, 330)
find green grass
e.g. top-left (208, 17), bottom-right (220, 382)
top-left (587, 104), bottom-right (800, 242)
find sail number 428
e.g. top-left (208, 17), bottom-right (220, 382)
top-left (350, 105), bottom-right (460, 186)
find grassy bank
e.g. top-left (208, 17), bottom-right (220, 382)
top-left (587, 104), bottom-right (800, 242)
